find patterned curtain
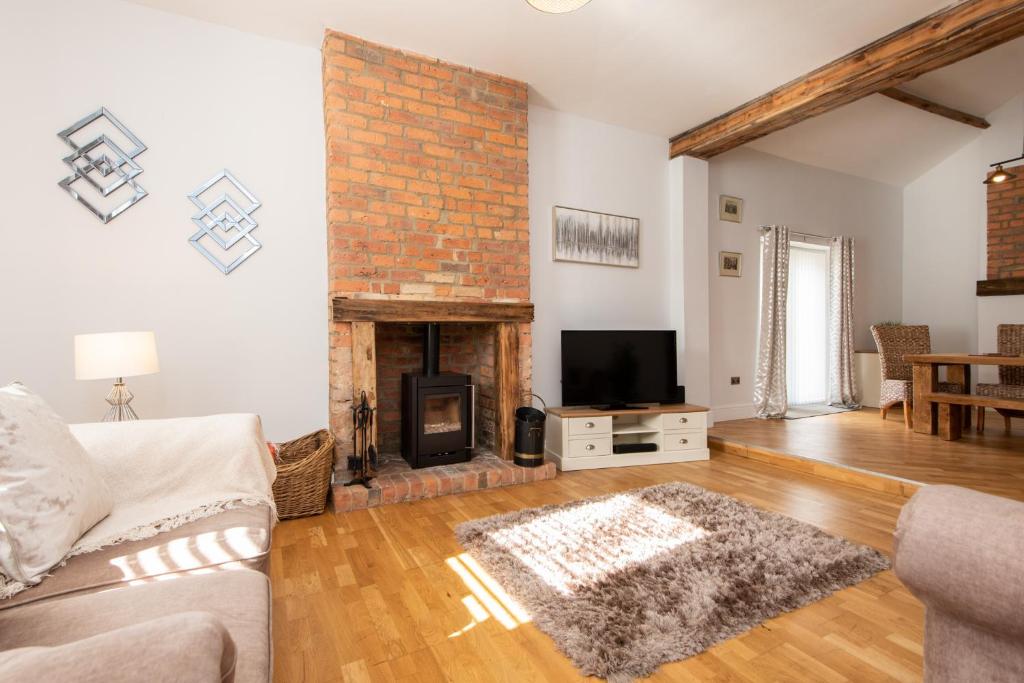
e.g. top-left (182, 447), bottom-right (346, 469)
top-left (753, 226), bottom-right (790, 418)
top-left (828, 236), bottom-right (860, 408)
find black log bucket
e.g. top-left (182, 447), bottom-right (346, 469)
top-left (514, 393), bottom-right (547, 468)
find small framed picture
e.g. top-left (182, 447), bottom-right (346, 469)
top-left (719, 195), bottom-right (743, 223)
top-left (719, 251), bottom-right (742, 277)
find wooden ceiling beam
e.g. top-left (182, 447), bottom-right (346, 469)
top-left (879, 88), bottom-right (990, 128)
top-left (669, 0), bottom-right (1024, 159)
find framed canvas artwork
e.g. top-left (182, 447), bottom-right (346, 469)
top-left (552, 206), bottom-right (639, 268)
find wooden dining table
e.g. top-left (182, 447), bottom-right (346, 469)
top-left (903, 353), bottom-right (1024, 440)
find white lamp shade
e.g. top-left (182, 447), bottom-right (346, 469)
top-left (526, 0), bottom-right (592, 13)
top-left (75, 331), bottom-right (160, 380)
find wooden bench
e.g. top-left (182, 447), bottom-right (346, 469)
top-left (924, 392), bottom-right (1024, 441)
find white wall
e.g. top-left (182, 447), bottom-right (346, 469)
top-left (903, 95), bottom-right (1024, 370)
top-left (707, 148), bottom-right (903, 418)
top-left (0, 0), bottom-right (327, 440)
top-left (529, 105), bottom-right (672, 407)
top-left (669, 156), bottom-right (711, 410)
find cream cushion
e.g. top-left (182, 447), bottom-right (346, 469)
top-left (0, 383), bottom-right (112, 590)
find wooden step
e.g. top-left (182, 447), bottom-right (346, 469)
top-left (708, 435), bottom-right (921, 499)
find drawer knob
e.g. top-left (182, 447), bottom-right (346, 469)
top-left (585, 421), bottom-right (595, 428)
top-left (678, 417), bottom-right (688, 424)
top-left (679, 438), bottom-right (688, 445)
top-left (585, 443), bottom-right (595, 451)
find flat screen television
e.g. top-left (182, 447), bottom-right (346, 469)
top-left (561, 330), bottom-right (679, 408)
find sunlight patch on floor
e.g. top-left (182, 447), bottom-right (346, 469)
top-left (485, 493), bottom-right (708, 595)
top-left (446, 553), bottom-right (531, 637)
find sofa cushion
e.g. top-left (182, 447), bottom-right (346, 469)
top-left (0, 383), bottom-right (113, 592)
top-left (895, 485), bottom-right (1024, 639)
top-left (0, 611), bottom-right (236, 683)
top-left (0, 569), bottom-right (269, 683)
top-left (0, 504), bottom-right (272, 610)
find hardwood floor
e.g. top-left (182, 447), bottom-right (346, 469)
top-left (709, 407), bottom-right (1024, 501)
top-left (271, 453), bottom-right (923, 682)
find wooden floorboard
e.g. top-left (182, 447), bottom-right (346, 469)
top-left (709, 407), bottom-right (1024, 501)
top-left (271, 452), bottom-right (922, 682)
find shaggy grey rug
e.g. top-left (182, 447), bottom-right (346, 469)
top-left (456, 482), bottom-right (889, 681)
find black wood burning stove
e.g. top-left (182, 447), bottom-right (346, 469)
top-left (401, 323), bottom-right (474, 468)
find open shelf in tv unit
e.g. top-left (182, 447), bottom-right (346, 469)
top-left (611, 425), bottom-right (661, 435)
top-left (544, 403), bottom-right (709, 471)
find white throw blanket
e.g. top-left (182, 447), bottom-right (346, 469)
top-left (70, 413), bottom-right (277, 553)
top-left (1, 414), bottom-right (276, 598)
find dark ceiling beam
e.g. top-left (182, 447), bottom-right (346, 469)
top-left (669, 0), bottom-right (1024, 159)
top-left (879, 88), bottom-right (990, 128)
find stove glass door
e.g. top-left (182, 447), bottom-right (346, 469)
top-left (423, 392), bottom-right (463, 435)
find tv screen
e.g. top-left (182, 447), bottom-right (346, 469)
top-left (561, 330), bottom-right (678, 407)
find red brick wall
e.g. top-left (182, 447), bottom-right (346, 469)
top-left (987, 164), bottom-right (1024, 280)
top-left (323, 30), bottom-right (529, 299)
top-left (322, 31), bottom-right (530, 457)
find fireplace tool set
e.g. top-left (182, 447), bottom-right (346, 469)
top-left (345, 391), bottom-right (377, 489)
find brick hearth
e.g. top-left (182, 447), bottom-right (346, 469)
top-left (331, 450), bottom-right (555, 513)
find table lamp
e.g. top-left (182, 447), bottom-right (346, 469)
top-left (74, 331), bottom-right (160, 421)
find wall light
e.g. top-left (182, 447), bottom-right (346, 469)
top-left (983, 164), bottom-right (1017, 185)
top-left (983, 99), bottom-right (1024, 184)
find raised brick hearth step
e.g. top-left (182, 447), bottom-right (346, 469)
top-left (330, 450), bottom-right (556, 513)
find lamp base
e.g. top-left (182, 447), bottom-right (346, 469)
top-left (103, 378), bottom-right (139, 422)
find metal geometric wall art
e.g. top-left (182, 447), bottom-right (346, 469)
top-left (58, 108), bottom-right (147, 223)
top-left (187, 170), bottom-right (262, 274)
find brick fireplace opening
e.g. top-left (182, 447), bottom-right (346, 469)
top-left (322, 30), bottom-right (550, 511)
top-left (377, 322), bottom-right (496, 458)
top-left (329, 300), bottom-right (549, 512)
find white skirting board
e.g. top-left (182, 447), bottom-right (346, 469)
top-left (855, 351), bottom-right (881, 408)
top-left (710, 404), bottom-right (754, 422)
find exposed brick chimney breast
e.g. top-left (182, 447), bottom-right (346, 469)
top-left (322, 31), bottom-right (531, 455)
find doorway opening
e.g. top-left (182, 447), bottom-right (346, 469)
top-left (786, 241), bottom-right (831, 405)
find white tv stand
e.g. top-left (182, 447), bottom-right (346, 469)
top-left (544, 404), bottom-right (709, 471)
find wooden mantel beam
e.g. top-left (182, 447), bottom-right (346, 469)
top-left (879, 88), bottom-right (990, 128)
top-left (669, 0), bottom-right (1024, 159)
top-left (333, 297), bottom-right (534, 323)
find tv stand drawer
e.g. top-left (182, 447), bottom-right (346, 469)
top-left (568, 437), bottom-right (612, 458)
top-left (663, 433), bottom-right (707, 452)
top-left (662, 412), bottom-right (706, 431)
top-left (568, 416), bottom-right (612, 436)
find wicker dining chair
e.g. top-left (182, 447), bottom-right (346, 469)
top-left (976, 324), bottom-right (1024, 434)
top-left (870, 324), bottom-right (964, 429)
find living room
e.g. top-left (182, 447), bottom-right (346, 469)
top-left (2, 0), bottom-right (1024, 681)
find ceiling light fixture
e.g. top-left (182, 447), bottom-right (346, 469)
top-left (526, 0), bottom-right (593, 14)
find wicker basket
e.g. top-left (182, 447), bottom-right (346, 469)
top-left (272, 429), bottom-right (335, 520)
